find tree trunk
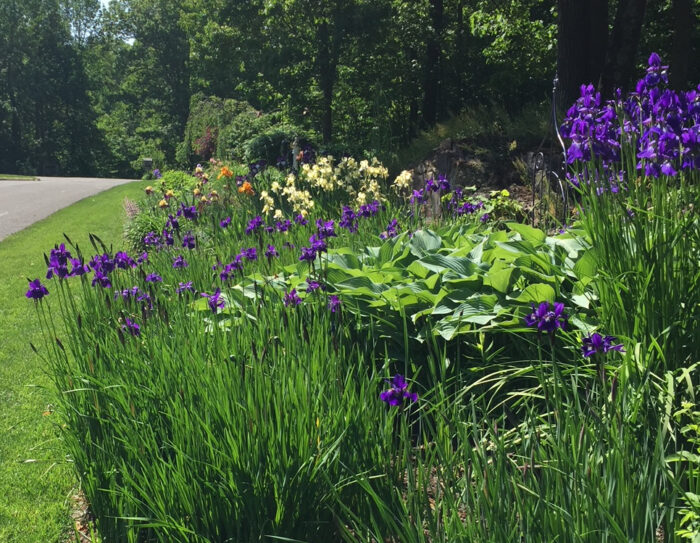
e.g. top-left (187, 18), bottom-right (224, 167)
top-left (557, 0), bottom-right (609, 106)
top-left (601, 0), bottom-right (647, 96)
top-left (670, 0), bottom-right (692, 89)
top-left (318, 20), bottom-right (334, 144)
top-left (422, 0), bottom-right (443, 126)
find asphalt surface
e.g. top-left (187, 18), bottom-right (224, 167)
top-left (0, 176), bottom-right (136, 241)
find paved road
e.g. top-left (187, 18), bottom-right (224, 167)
top-left (0, 176), bottom-right (137, 241)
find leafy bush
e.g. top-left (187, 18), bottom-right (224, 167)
top-left (123, 207), bottom-right (167, 251)
top-left (179, 94), bottom-right (317, 166)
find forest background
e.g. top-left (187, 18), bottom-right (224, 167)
top-left (0, 0), bottom-right (697, 178)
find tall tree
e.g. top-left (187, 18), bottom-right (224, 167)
top-left (601, 0), bottom-right (647, 96)
top-left (557, 0), bottom-right (609, 105)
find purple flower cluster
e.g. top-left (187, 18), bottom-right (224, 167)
top-left (425, 174), bottom-right (450, 193)
top-left (176, 281), bottom-right (194, 294)
top-left (177, 203), bottom-right (198, 222)
top-left (46, 243), bottom-right (92, 280)
top-left (380, 219), bottom-right (400, 239)
top-left (299, 219), bottom-right (337, 263)
top-left (524, 302), bottom-right (568, 335)
top-left (264, 245), bottom-right (278, 260)
top-left (201, 288), bottom-right (225, 313)
top-left (380, 374), bottom-right (418, 406)
top-left (561, 53), bottom-right (699, 179)
top-left (328, 295), bottom-right (341, 313)
top-left (172, 255), bottom-right (189, 269)
top-left (246, 215), bottom-right (264, 235)
top-left (182, 232), bottom-right (196, 250)
top-left (26, 278), bottom-right (49, 300)
top-left (121, 317), bottom-right (141, 337)
top-left (581, 333), bottom-right (625, 357)
top-left (283, 288), bottom-right (302, 307)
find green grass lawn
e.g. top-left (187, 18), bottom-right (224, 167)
top-left (0, 174), bottom-right (38, 181)
top-left (0, 181), bottom-right (143, 542)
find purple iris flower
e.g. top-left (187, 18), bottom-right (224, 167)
top-left (294, 214), bottom-right (308, 226)
top-left (380, 374), bottom-right (418, 406)
top-left (219, 256), bottom-right (243, 281)
top-left (306, 280), bottom-right (321, 293)
top-left (299, 247), bottom-right (316, 263)
top-left (146, 273), bottom-right (162, 283)
top-left (161, 229), bottom-right (174, 247)
top-left (328, 295), bottom-right (341, 313)
top-left (91, 270), bottom-right (112, 288)
top-left (276, 219), bottom-right (292, 233)
top-left (176, 281), bottom-right (194, 294)
top-left (46, 243), bottom-right (72, 279)
top-left (340, 206), bottom-right (358, 233)
top-left (480, 213), bottom-right (490, 223)
top-left (380, 219), bottom-right (400, 239)
top-left (201, 288), bottom-right (225, 313)
top-left (115, 251), bottom-right (137, 269)
top-left (410, 189), bottom-right (426, 204)
top-left (316, 219), bottom-right (336, 239)
top-left (166, 214), bottom-right (180, 231)
top-left (283, 288), bottom-right (302, 307)
top-left (241, 248), bottom-right (257, 261)
top-left (172, 255), bottom-right (188, 269)
top-left (245, 216), bottom-right (264, 235)
top-left (114, 286), bottom-right (140, 300)
top-left (265, 245), bottom-right (278, 260)
top-left (182, 232), bottom-right (196, 250)
top-left (143, 231), bottom-right (161, 247)
top-left (581, 333), bottom-right (625, 357)
top-left (524, 302), bottom-right (568, 334)
top-left (69, 258), bottom-right (90, 277)
top-left (178, 204), bottom-right (198, 221)
top-left (122, 318), bottom-right (141, 337)
top-left (26, 278), bottom-right (49, 300)
top-left (153, 169), bottom-right (162, 179)
top-left (309, 234), bottom-right (327, 254)
top-left (220, 216), bottom-right (231, 228)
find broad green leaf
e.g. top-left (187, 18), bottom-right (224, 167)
top-left (510, 283), bottom-right (555, 303)
top-left (573, 249), bottom-right (598, 280)
top-left (507, 222), bottom-right (546, 243)
top-left (419, 254), bottom-right (477, 277)
top-left (325, 252), bottom-right (362, 270)
top-left (406, 259), bottom-right (430, 278)
top-left (483, 263), bottom-right (515, 293)
top-left (409, 229), bottom-right (442, 255)
top-left (338, 276), bottom-right (389, 294)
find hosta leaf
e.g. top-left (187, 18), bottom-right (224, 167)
top-left (573, 250), bottom-right (598, 280)
top-left (325, 252), bottom-right (362, 270)
top-left (338, 276), bottom-right (390, 294)
top-left (510, 283), bottom-right (555, 303)
top-left (419, 254), bottom-right (477, 276)
top-left (406, 259), bottom-right (430, 278)
top-left (409, 229), bottom-right (442, 255)
top-left (483, 261), bottom-right (515, 293)
top-left (507, 222), bottom-right (546, 244)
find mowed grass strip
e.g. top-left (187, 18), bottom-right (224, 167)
top-left (0, 174), bottom-right (38, 181)
top-left (0, 181), bottom-right (143, 542)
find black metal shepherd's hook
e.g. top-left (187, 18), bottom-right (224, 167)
top-left (551, 74), bottom-right (569, 223)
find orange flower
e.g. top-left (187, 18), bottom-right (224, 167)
top-left (217, 166), bottom-right (233, 180)
top-left (238, 181), bottom-right (255, 195)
